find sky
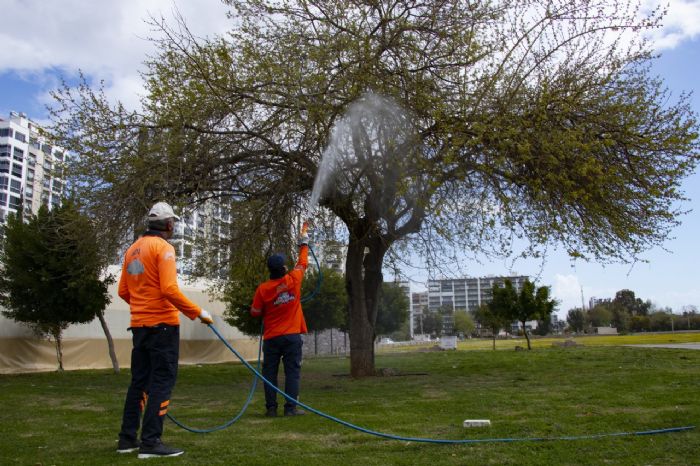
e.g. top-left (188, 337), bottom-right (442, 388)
top-left (1, 0), bottom-right (700, 317)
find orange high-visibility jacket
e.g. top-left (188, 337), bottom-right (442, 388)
top-left (118, 234), bottom-right (201, 327)
top-left (251, 245), bottom-right (309, 340)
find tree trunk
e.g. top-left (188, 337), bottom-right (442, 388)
top-left (314, 330), bottom-right (318, 356)
top-left (52, 328), bottom-right (64, 371)
top-left (345, 236), bottom-right (387, 377)
top-left (492, 334), bottom-right (496, 350)
top-left (97, 310), bottom-right (120, 374)
top-left (522, 320), bottom-right (532, 350)
top-left (330, 329), bottom-right (334, 354)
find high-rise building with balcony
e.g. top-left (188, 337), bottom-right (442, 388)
top-left (0, 111), bottom-right (65, 225)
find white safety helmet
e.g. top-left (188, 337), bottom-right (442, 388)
top-left (148, 201), bottom-right (180, 221)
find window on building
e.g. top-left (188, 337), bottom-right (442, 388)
top-left (11, 164), bottom-right (22, 178)
top-left (0, 144), bottom-right (10, 158)
top-left (8, 195), bottom-right (21, 211)
top-left (27, 154), bottom-right (36, 167)
top-left (42, 144), bottom-right (52, 154)
top-left (0, 128), bottom-right (12, 138)
top-left (26, 168), bottom-right (34, 182)
top-left (10, 179), bottom-right (21, 194)
top-left (24, 187), bottom-right (33, 198)
top-left (0, 176), bottom-right (8, 190)
top-left (51, 196), bottom-right (60, 207)
top-left (14, 131), bottom-right (26, 143)
top-left (54, 151), bottom-right (64, 161)
top-left (12, 147), bottom-right (23, 161)
top-left (52, 179), bottom-right (63, 192)
top-left (0, 193), bottom-right (7, 206)
top-left (0, 160), bottom-right (10, 174)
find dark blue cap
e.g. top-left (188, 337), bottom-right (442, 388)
top-left (267, 253), bottom-right (286, 272)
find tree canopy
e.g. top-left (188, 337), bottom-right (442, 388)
top-left (375, 282), bottom-right (410, 337)
top-left (49, 0), bottom-right (699, 376)
top-left (0, 203), bottom-right (112, 370)
top-left (490, 279), bottom-right (557, 350)
top-left (474, 303), bottom-right (509, 350)
top-left (302, 266), bottom-right (348, 333)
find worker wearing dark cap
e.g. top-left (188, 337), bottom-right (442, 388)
top-left (250, 231), bottom-right (309, 417)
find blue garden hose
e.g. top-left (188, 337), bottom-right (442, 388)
top-left (204, 323), bottom-right (695, 444)
top-left (165, 330), bottom-right (261, 433)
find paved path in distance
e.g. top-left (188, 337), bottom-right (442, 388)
top-left (627, 343), bottom-right (700, 350)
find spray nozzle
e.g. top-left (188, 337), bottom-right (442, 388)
top-left (301, 221), bottom-right (309, 237)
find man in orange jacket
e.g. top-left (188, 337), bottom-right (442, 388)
top-left (251, 232), bottom-right (309, 417)
top-left (116, 202), bottom-right (213, 459)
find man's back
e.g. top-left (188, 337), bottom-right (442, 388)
top-left (118, 234), bottom-right (199, 327)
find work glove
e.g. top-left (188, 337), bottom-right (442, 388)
top-left (199, 309), bottom-right (214, 324)
top-left (298, 233), bottom-right (309, 247)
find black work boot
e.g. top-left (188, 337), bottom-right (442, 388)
top-left (137, 440), bottom-right (184, 459)
top-left (284, 407), bottom-right (306, 416)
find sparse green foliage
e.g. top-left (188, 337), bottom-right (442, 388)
top-left (566, 308), bottom-right (588, 333)
top-left (49, 0), bottom-right (699, 376)
top-left (613, 289), bottom-right (650, 316)
top-left (589, 304), bottom-right (614, 327)
top-left (474, 303), bottom-right (510, 350)
top-left (376, 283), bottom-right (410, 337)
top-left (422, 312), bottom-right (443, 338)
top-left (490, 280), bottom-right (557, 350)
top-left (453, 311), bottom-right (475, 337)
top-left (0, 202), bottom-right (112, 370)
top-left (302, 266), bottom-right (348, 333)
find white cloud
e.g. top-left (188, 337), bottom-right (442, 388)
top-left (644, 0), bottom-right (700, 50)
top-left (0, 0), bottom-right (232, 110)
top-left (552, 274), bottom-right (584, 316)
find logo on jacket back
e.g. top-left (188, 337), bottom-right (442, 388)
top-left (273, 292), bottom-right (296, 306)
top-left (127, 259), bottom-right (145, 275)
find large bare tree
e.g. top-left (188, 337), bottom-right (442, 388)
top-left (50, 0), bottom-right (698, 376)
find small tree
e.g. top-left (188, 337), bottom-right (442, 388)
top-left (0, 203), bottom-right (112, 371)
top-left (613, 289), bottom-right (650, 316)
top-left (453, 311), bottom-right (475, 337)
top-left (491, 280), bottom-right (557, 350)
top-left (566, 308), bottom-right (588, 333)
top-left (302, 267), bottom-right (347, 354)
top-left (376, 282), bottom-right (410, 338)
top-left (474, 304), bottom-right (508, 350)
top-left (588, 304), bottom-right (613, 327)
top-left (422, 312), bottom-right (443, 338)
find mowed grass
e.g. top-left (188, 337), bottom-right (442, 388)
top-left (379, 331), bottom-right (700, 352)
top-left (1, 340), bottom-right (698, 465)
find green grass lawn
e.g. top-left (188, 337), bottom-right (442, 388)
top-left (1, 341), bottom-right (698, 465)
top-left (379, 331), bottom-right (700, 352)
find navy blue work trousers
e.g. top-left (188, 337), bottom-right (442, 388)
top-left (262, 333), bottom-right (303, 411)
top-left (118, 325), bottom-right (179, 447)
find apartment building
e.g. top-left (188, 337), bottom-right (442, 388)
top-left (411, 291), bottom-right (429, 337)
top-left (0, 112), bottom-right (64, 224)
top-left (427, 275), bottom-right (529, 312)
top-left (170, 201), bottom-right (233, 276)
